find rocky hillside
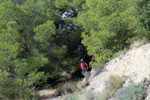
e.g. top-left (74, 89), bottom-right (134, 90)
top-left (38, 43), bottom-right (150, 100)
top-left (85, 43), bottom-right (150, 99)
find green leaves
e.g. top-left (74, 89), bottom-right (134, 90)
top-left (77, 0), bottom-right (139, 65)
top-left (34, 21), bottom-right (56, 43)
top-left (0, 70), bottom-right (11, 99)
top-left (0, 1), bottom-right (51, 99)
top-left (136, 0), bottom-right (150, 38)
top-left (55, 0), bottom-right (69, 8)
top-left (0, 21), bottom-right (19, 71)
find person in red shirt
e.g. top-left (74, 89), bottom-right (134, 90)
top-left (78, 59), bottom-right (88, 78)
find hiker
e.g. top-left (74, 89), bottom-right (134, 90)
top-left (78, 59), bottom-right (88, 78)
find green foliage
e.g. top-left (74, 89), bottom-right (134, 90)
top-left (0, 0), bottom-right (52, 99)
top-left (34, 19), bottom-right (71, 77)
top-left (55, 0), bottom-right (69, 8)
top-left (76, 0), bottom-right (140, 66)
top-left (99, 89), bottom-right (110, 100)
top-left (0, 70), bottom-right (11, 99)
top-left (108, 52), bottom-right (121, 60)
top-left (55, 0), bottom-right (85, 11)
top-left (136, 0), bottom-right (150, 40)
top-left (99, 75), bottom-right (124, 99)
top-left (137, 0), bottom-right (150, 31)
top-left (34, 21), bottom-right (56, 44)
top-left (0, 69), bottom-right (48, 99)
top-left (64, 90), bottom-right (101, 100)
top-left (123, 47), bottom-right (129, 53)
top-left (0, 0), bottom-right (87, 99)
top-left (66, 93), bottom-right (80, 100)
top-left (112, 52), bottom-right (121, 58)
top-left (55, 81), bottom-right (79, 95)
top-left (85, 90), bottom-right (100, 100)
top-left (18, 95), bottom-right (38, 100)
top-left (116, 83), bottom-right (145, 100)
top-left (0, 1), bottom-right (86, 99)
top-left (3, 0), bottom-right (150, 99)
top-left (106, 75), bottom-right (124, 91)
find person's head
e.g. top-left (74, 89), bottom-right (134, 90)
top-left (80, 59), bottom-right (83, 62)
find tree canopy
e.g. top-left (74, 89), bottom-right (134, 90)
top-left (75, 0), bottom-right (140, 65)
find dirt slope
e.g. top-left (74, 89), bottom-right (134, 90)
top-left (86, 43), bottom-right (150, 93)
top-left (38, 43), bottom-right (150, 100)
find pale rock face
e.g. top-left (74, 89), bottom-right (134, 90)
top-left (86, 43), bottom-right (150, 93)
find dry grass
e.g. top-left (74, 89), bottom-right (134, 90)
top-left (55, 81), bottom-right (80, 96)
top-left (106, 75), bottom-right (124, 91)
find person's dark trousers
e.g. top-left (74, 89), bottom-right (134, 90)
top-left (81, 70), bottom-right (86, 78)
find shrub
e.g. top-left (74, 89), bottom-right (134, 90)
top-left (85, 90), bottom-right (100, 100)
top-left (106, 75), bottom-right (124, 91)
top-left (16, 94), bottom-right (38, 100)
top-left (102, 75), bottom-right (124, 99)
top-left (123, 47), bottom-right (129, 53)
top-left (66, 93), bottom-right (80, 100)
top-left (55, 81), bottom-right (79, 96)
top-left (99, 89), bottom-right (110, 100)
top-left (111, 52), bottom-right (121, 60)
top-left (116, 83), bottom-right (145, 100)
top-left (0, 69), bottom-right (48, 100)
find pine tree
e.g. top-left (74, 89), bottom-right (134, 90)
top-left (136, 0), bottom-right (150, 38)
top-left (0, 0), bottom-right (88, 98)
top-left (0, 0), bottom-right (50, 99)
top-left (76, 0), bottom-right (139, 66)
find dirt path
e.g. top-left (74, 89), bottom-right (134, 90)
top-left (38, 89), bottom-right (62, 100)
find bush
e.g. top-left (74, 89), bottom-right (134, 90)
top-left (66, 93), bottom-right (80, 100)
top-left (0, 69), bottom-right (48, 100)
top-left (99, 89), bottom-right (110, 100)
top-left (0, 70), bottom-right (13, 99)
top-left (110, 52), bottom-right (121, 60)
top-left (100, 75), bottom-right (124, 99)
top-left (116, 83), bottom-right (145, 100)
top-left (85, 90), bottom-right (100, 100)
top-left (65, 90), bottom-right (101, 100)
top-left (106, 75), bottom-right (124, 91)
top-left (55, 81), bottom-right (79, 96)
top-left (105, 75), bottom-right (124, 94)
top-left (16, 94), bottom-right (38, 100)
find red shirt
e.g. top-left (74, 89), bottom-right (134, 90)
top-left (78, 61), bottom-right (88, 71)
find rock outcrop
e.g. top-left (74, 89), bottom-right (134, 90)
top-left (86, 43), bottom-right (150, 93)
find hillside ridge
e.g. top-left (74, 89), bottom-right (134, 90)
top-left (86, 43), bottom-right (150, 93)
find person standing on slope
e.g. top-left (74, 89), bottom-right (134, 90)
top-left (78, 59), bottom-right (88, 78)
